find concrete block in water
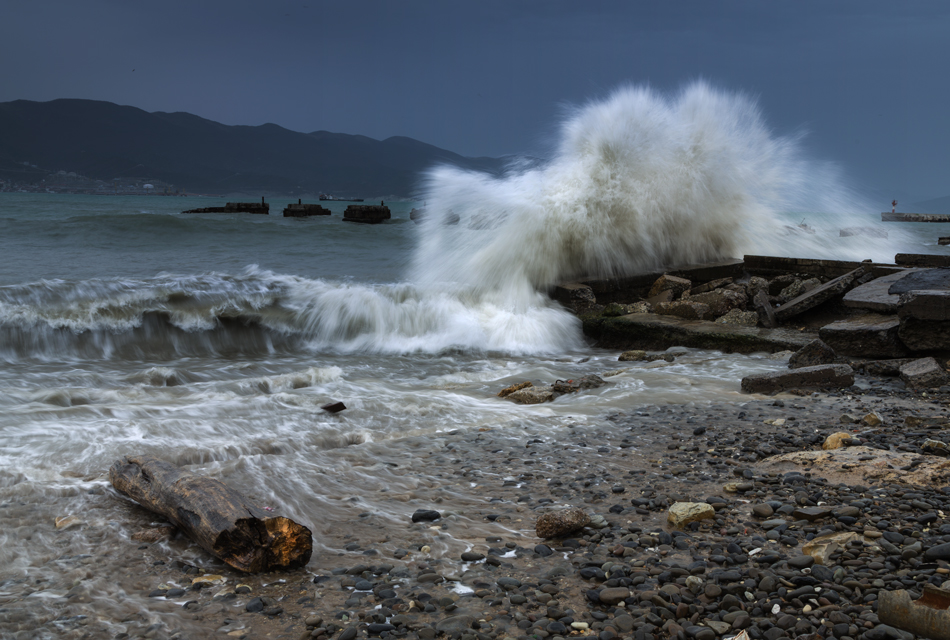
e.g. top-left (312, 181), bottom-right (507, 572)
top-left (342, 205), bottom-right (391, 224)
top-left (788, 339), bottom-right (836, 369)
top-left (740, 364), bottom-right (854, 394)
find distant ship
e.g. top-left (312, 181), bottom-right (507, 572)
top-left (319, 194), bottom-right (364, 202)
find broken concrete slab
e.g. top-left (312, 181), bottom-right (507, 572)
top-left (897, 289), bottom-right (950, 320)
top-left (818, 314), bottom-right (908, 358)
top-left (788, 339), bottom-right (836, 369)
top-left (895, 253), bottom-right (950, 268)
top-left (900, 357), bottom-right (950, 390)
top-left (582, 312), bottom-right (815, 354)
top-left (743, 255), bottom-right (903, 279)
top-left (889, 268), bottom-right (950, 296)
top-left (842, 269), bottom-right (916, 313)
top-left (740, 364), bottom-right (854, 394)
top-left (756, 445), bottom-right (950, 487)
top-left (773, 266), bottom-right (868, 323)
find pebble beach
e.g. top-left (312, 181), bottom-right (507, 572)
top-left (9, 369), bottom-right (949, 640)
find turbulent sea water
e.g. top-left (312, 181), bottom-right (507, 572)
top-left (1, 83), bottom-right (947, 637)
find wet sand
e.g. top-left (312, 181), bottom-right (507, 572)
top-left (5, 369), bottom-right (949, 640)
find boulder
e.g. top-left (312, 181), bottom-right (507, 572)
top-left (822, 432), bottom-right (854, 450)
top-left (506, 387), bottom-right (556, 404)
top-left (788, 339), bottom-right (836, 369)
top-left (551, 375), bottom-right (606, 394)
top-left (497, 381), bottom-right (532, 398)
top-left (552, 283), bottom-right (597, 314)
top-left (619, 350), bottom-right (647, 361)
top-left (602, 302), bottom-right (627, 317)
top-left (655, 300), bottom-right (711, 320)
top-left (688, 289), bottom-right (747, 317)
top-left (536, 508), bottom-right (590, 538)
top-left (648, 275), bottom-right (691, 299)
top-left (667, 502), bottom-right (715, 528)
top-left (773, 266), bottom-right (868, 322)
top-left (819, 314), bottom-right (908, 358)
top-left (756, 446), bottom-right (950, 487)
top-left (900, 357), bottom-right (950, 390)
top-left (745, 276), bottom-right (769, 299)
top-left (714, 309), bottom-right (758, 326)
top-left (740, 364), bottom-right (854, 394)
top-left (628, 301), bottom-right (652, 314)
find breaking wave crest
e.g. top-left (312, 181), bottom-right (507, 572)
top-left (414, 81), bottom-right (898, 291)
top-left (0, 268), bottom-right (581, 361)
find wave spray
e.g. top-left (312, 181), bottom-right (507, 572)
top-left (414, 81), bottom-right (894, 294)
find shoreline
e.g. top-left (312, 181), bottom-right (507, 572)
top-left (8, 374), bottom-right (950, 640)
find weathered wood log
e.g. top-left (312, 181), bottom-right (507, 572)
top-left (109, 455), bottom-right (312, 573)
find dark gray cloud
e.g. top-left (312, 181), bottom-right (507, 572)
top-left (2, 1), bottom-right (948, 199)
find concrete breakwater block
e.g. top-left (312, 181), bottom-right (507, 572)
top-left (342, 205), bottom-right (391, 224)
top-left (899, 357), bottom-right (950, 390)
top-left (818, 314), bottom-right (908, 358)
top-left (895, 253), bottom-right (950, 268)
top-left (283, 203), bottom-right (330, 217)
top-left (898, 290), bottom-right (950, 351)
top-left (740, 364), bottom-right (854, 394)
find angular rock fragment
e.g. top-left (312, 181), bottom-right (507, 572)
top-left (648, 275), bottom-right (691, 299)
top-left (740, 364), bottom-right (854, 394)
top-left (505, 386), bottom-right (555, 404)
top-left (714, 309), bottom-right (758, 326)
top-left (687, 289), bottom-right (746, 317)
top-left (788, 339), bottom-right (836, 369)
top-left (822, 432), bottom-right (854, 450)
top-left (618, 350), bottom-right (647, 361)
top-left (667, 502), bottom-right (715, 528)
top-left (553, 283), bottom-right (596, 314)
top-left (655, 300), bottom-right (710, 320)
top-left (900, 357), bottom-right (950, 390)
top-left (497, 381), bottom-right (532, 398)
top-left (535, 507), bottom-right (590, 538)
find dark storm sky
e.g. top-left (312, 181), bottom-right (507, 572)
top-left (3, 1), bottom-right (948, 200)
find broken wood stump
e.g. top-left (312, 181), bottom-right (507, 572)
top-left (109, 455), bottom-right (312, 572)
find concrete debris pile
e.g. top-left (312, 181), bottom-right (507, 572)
top-left (560, 254), bottom-right (950, 394)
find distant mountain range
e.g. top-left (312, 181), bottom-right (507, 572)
top-left (0, 99), bottom-right (507, 197)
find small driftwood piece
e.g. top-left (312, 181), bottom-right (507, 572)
top-left (109, 455), bottom-right (312, 573)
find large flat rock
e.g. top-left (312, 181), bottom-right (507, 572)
top-left (889, 269), bottom-right (950, 295)
top-left (757, 446), bottom-right (950, 487)
top-left (740, 364), bottom-right (854, 394)
top-left (842, 269), bottom-right (917, 312)
top-left (898, 289), bottom-right (950, 321)
top-left (773, 266), bottom-right (868, 322)
top-left (582, 313), bottom-right (815, 354)
top-left (818, 314), bottom-right (908, 358)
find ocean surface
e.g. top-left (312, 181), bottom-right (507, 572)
top-left (2, 82), bottom-right (948, 637)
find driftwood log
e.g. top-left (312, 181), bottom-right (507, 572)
top-left (109, 455), bottom-right (312, 573)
